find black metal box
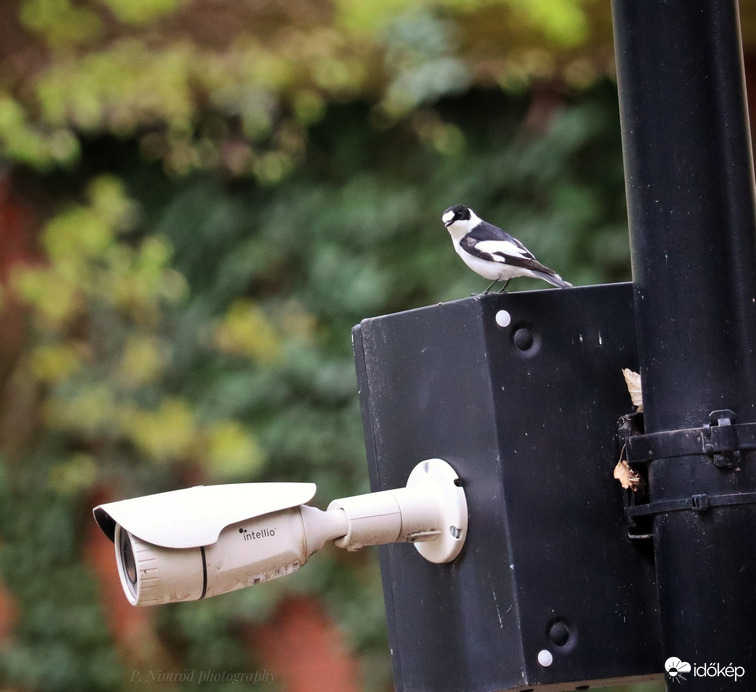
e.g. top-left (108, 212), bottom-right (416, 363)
top-left (353, 283), bottom-right (661, 692)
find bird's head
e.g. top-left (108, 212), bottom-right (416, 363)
top-left (442, 204), bottom-right (470, 227)
top-left (442, 205), bottom-right (480, 237)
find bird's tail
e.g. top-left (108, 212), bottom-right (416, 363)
top-left (540, 272), bottom-right (572, 289)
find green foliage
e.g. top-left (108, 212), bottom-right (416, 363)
top-left (20, 0), bottom-right (102, 48)
top-left (0, 0), bottom-right (644, 690)
top-left (2, 0), bottom-right (618, 176)
top-left (8, 175), bottom-right (268, 484)
top-left (0, 83), bottom-right (630, 688)
top-left (97, 0), bottom-right (183, 26)
top-left (0, 85), bottom-right (631, 690)
top-left (0, 459), bottom-right (122, 691)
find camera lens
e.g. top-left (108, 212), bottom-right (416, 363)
top-left (118, 528), bottom-right (138, 598)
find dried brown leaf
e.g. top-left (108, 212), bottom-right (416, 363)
top-left (622, 368), bottom-right (643, 411)
top-left (613, 458), bottom-right (642, 492)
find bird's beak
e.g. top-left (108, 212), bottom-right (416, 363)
top-left (442, 214), bottom-right (454, 227)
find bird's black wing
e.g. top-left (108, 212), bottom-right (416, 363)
top-left (461, 223), bottom-right (564, 280)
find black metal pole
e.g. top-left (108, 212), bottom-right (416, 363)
top-left (612, 0), bottom-right (756, 687)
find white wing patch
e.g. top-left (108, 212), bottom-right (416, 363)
top-left (475, 239), bottom-right (532, 261)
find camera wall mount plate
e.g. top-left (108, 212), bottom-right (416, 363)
top-left (407, 458), bottom-right (468, 563)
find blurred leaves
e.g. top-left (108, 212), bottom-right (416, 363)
top-left (0, 0), bottom-right (672, 689)
top-left (380, 10), bottom-right (470, 118)
top-left (20, 0), bottom-right (102, 49)
top-left (9, 174), bottom-right (266, 482)
top-left (212, 300), bottom-right (282, 364)
top-left (0, 462), bottom-right (122, 691)
top-left (1, 0), bottom-right (620, 177)
top-left (0, 88), bottom-right (632, 692)
top-left (98, 0), bottom-right (184, 26)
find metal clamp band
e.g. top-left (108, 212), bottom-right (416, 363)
top-left (624, 409), bottom-right (756, 468)
top-left (626, 491), bottom-right (756, 520)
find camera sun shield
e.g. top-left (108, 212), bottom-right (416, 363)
top-left (94, 482), bottom-right (317, 548)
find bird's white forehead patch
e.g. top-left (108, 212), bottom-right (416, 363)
top-left (442, 210), bottom-right (455, 225)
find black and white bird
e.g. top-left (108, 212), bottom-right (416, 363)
top-left (442, 204), bottom-right (571, 292)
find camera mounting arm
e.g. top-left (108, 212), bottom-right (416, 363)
top-left (329, 458), bottom-right (467, 563)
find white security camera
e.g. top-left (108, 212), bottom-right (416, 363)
top-left (93, 459), bottom-right (467, 606)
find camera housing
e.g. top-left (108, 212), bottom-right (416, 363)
top-left (94, 483), bottom-right (347, 606)
top-left (93, 459), bottom-right (467, 606)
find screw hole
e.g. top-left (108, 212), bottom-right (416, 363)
top-left (549, 621), bottom-right (569, 646)
top-left (513, 327), bottom-right (534, 351)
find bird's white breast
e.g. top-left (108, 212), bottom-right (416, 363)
top-left (454, 244), bottom-right (509, 280)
